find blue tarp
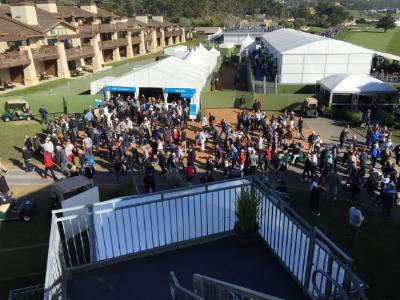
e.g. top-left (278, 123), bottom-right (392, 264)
top-left (106, 86), bottom-right (137, 93)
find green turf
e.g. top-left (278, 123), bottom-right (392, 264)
top-left (337, 27), bottom-right (400, 56)
top-left (201, 89), bottom-right (312, 111)
top-left (287, 188), bottom-right (400, 300)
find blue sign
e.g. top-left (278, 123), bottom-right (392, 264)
top-left (189, 103), bottom-right (197, 119)
top-left (181, 93), bottom-right (194, 98)
top-left (163, 87), bottom-right (196, 94)
top-left (106, 86), bottom-right (136, 93)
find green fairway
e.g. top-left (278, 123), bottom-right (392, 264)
top-left (337, 27), bottom-right (400, 56)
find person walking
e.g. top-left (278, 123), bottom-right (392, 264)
top-left (297, 116), bottom-right (305, 140)
top-left (348, 204), bottom-right (365, 241)
top-left (42, 151), bottom-right (57, 180)
top-left (22, 146), bottom-right (34, 173)
top-left (309, 179), bottom-right (324, 216)
top-left (39, 105), bottom-right (48, 125)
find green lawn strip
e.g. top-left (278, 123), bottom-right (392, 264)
top-left (287, 188), bottom-right (400, 300)
top-left (201, 89), bottom-right (312, 111)
top-left (337, 28), bottom-right (400, 56)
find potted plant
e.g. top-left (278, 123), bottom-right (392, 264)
top-left (234, 188), bottom-right (261, 245)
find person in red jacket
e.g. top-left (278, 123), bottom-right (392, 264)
top-left (43, 151), bottom-right (57, 180)
top-left (239, 149), bottom-right (246, 170)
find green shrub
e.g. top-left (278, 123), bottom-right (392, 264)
top-left (235, 188), bottom-right (261, 233)
top-left (375, 108), bottom-right (395, 127)
top-left (332, 108), bottom-right (362, 126)
top-left (320, 106), bottom-right (333, 118)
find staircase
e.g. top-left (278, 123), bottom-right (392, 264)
top-left (169, 272), bottom-right (282, 300)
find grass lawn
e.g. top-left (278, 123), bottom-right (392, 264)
top-left (0, 120), bottom-right (44, 168)
top-left (287, 187), bottom-right (400, 300)
top-left (305, 26), bottom-right (328, 34)
top-left (337, 27), bottom-right (400, 56)
top-left (0, 175), bottom-right (136, 299)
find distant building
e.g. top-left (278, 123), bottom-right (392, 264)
top-left (0, 0), bottom-right (188, 87)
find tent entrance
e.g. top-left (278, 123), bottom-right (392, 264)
top-left (139, 87), bottom-right (164, 101)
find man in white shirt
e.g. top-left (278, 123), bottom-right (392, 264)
top-left (43, 138), bottom-right (54, 156)
top-left (348, 204), bottom-right (365, 241)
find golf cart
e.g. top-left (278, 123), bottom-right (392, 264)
top-left (302, 97), bottom-right (319, 118)
top-left (0, 196), bottom-right (37, 222)
top-left (2, 99), bottom-right (33, 122)
top-left (0, 174), bottom-right (36, 222)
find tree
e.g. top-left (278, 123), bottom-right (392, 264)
top-left (376, 15), bottom-right (396, 33)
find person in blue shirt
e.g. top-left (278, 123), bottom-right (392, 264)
top-left (370, 143), bottom-right (380, 168)
top-left (39, 105), bottom-right (48, 124)
top-left (382, 182), bottom-right (397, 217)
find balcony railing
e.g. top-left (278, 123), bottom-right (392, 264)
top-left (42, 177), bottom-right (367, 300)
top-left (99, 38), bottom-right (129, 50)
top-left (0, 50), bottom-right (31, 69)
top-left (165, 31), bottom-right (172, 37)
top-left (79, 23), bottom-right (129, 34)
top-left (116, 38), bottom-right (128, 47)
top-left (32, 46), bottom-right (59, 62)
top-left (65, 45), bottom-right (94, 60)
top-left (156, 32), bottom-right (162, 38)
top-left (172, 29), bottom-right (182, 36)
top-left (132, 36), bottom-right (141, 44)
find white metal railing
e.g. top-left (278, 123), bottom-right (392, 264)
top-left (371, 73), bottom-right (400, 84)
top-left (42, 177), bottom-right (367, 300)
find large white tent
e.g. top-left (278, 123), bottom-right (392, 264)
top-left (105, 44), bottom-right (219, 110)
top-left (318, 73), bottom-right (397, 107)
top-left (261, 29), bottom-right (374, 84)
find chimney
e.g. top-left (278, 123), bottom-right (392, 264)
top-left (135, 15), bottom-right (148, 24)
top-left (9, 0), bottom-right (38, 26)
top-left (79, 0), bottom-right (98, 14)
top-left (152, 16), bottom-right (164, 23)
top-left (36, 0), bottom-right (57, 14)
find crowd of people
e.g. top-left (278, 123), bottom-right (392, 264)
top-left (15, 95), bottom-right (399, 223)
top-left (371, 55), bottom-right (400, 79)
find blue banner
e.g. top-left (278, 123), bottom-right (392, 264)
top-left (106, 86), bottom-right (136, 93)
top-left (189, 103), bottom-right (197, 119)
top-left (181, 93), bottom-right (194, 98)
top-left (163, 87), bottom-right (196, 94)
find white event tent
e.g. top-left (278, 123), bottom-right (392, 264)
top-left (240, 35), bottom-right (255, 54)
top-left (105, 44), bottom-right (219, 111)
top-left (262, 29), bottom-right (374, 84)
top-left (318, 73), bottom-right (397, 107)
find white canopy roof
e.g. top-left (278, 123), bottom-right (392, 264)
top-left (106, 45), bottom-right (220, 93)
top-left (107, 57), bottom-right (205, 91)
top-left (263, 29), bottom-right (373, 55)
top-left (374, 50), bottom-right (400, 62)
top-left (240, 35), bottom-right (255, 53)
top-left (318, 74), bottom-right (397, 94)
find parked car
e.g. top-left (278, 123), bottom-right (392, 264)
top-left (2, 99), bottom-right (33, 122)
top-left (302, 97), bottom-right (318, 118)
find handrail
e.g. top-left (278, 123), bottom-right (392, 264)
top-left (193, 274), bottom-right (283, 300)
top-left (8, 284), bottom-right (44, 300)
top-left (170, 272), bottom-right (205, 300)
